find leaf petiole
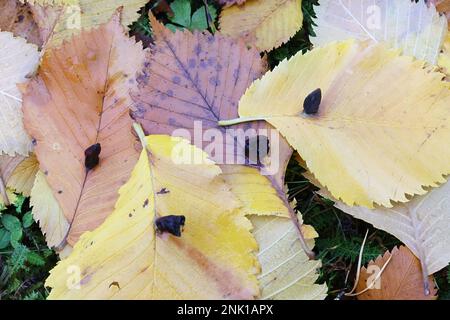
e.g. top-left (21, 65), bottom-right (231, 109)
top-left (218, 116), bottom-right (268, 126)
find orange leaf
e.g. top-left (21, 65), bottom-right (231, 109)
top-left (356, 246), bottom-right (437, 300)
top-left (22, 11), bottom-right (144, 246)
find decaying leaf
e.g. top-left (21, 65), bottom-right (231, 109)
top-left (47, 0), bottom-right (147, 46)
top-left (3, 153), bottom-right (38, 196)
top-left (219, 0), bottom-right (303, 52)
top-left (433, 0), bottom-right (450, 27)
top-left (356, 246), bottom-right (437, 300)
top-left (312, 0), bottom-right (448, 64)
top-left (27, 2), bottom-right (64, 46)
top-left (252, 215), bottom-right (327, 300)
top-left (22, 13), bottom-right (144, 245)
top-left (46, 135), bottom-right (259, 299)
top-left (233, 40), bottom-right (450, 208)
top-left (0, 0), bottom-right (42, 46)
top-left (217, 0), bottom-right (247, 8)
top-left (0, 155), bottom-right (24, 205)
top-left (30, 171), bottom-right (69, 248)
top-left (0, 31), bottom-right (39, 156)
top-left (19, 0), bottom-right (77, 5)
top-left (131, 14), bottom-right (273, 164)
top-left (315, 177), bottom-right (450, 275)
top-left (0, 153), bottom-right (38, 208)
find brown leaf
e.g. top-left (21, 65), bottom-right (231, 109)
top-left (22, 12), bottom-right (144, 246)
top-left (0, 0), bottom-right (62, 48)
top-left (217, 0), bottom-right (247, 7)
top-left (132, 14), bottom-right (291, 171)
top-left (28, 3), bottom-right (63, 46)
top-left (0, 0), bottom-right (42, 46)
top-left (431, 0), bottom-right (450, 27)
top-left (356, 246), bottom-right (437, 300)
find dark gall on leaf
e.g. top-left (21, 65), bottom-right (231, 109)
top-left (303, 88), bottom-right (322, 115)
top-left (84, 143), bottom-right (101, 171)
top-left (155, 215), bottom-right (186, 237)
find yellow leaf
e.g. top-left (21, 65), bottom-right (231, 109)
top-left (219, 0), bottom-right (303, 52)
top-left (252, 216), bottom-right (327, 299)
top-left (20, 0), bottom-right (77, 4)
top-left (45, 135), bottom-right (259, 299)
top-left (0, 32), bottom-right (38, 156)
top-left (0, 190), bottom-right (17, 209)
top-left (313, 0), bottom-right (448, 64)
top-left (0, 154), bottom-right (38, 206)
top-left (232, 40), bottom-right (450, 208)
top-left (47, 0), bottom-right (147, 46)
top-left (439, 34), bottom-right (450, 74)
top-left (220, 164), bottom-right (326, 299)
top-left (221, 165), bottom-right (289, 218)
top-left (7, 153), bottom-right (39, 197)
top-left (30, 171), bottom-right (69, 248)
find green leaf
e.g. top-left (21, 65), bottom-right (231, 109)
top-left (190, 5), bottom-right (217, 31)
top-left (0, 228), bottom-right (11, 249)
top-left (26, 251), bottom-right (46, 267)
top-left (22, 212), bottom-right (34, 228)
top-left (10, 228), bottom-right (23, 247)
top-left (1, 214), bottom-right (22, 232)
top-left (169, 0), bottom-right (191, 27)
top-left (14, 194), bottom-right (26, 213)
top-left (166, 23), bottom-right (181, 32)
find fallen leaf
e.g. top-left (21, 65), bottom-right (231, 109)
top-left (30, 171), bottom-right (69, 248)
top-left (22, 12), bottom-right (144, 245)
top-left (234, 40), bottom-right (450, 208)
top-left (0, 155), bottom-right (25, 205)
top-left (0, 0), bottom-right (42, 46)
top-left (45, 135), bottom-right (259, 299)
top-left (20, 0), bottom-right (77, 4)
top-left (220, 165), bottom-right (326, 299)
top-left (252, 215), bottom-right (327, 300)
top-left (314, 176), bottom-right (450, 275)
top-left (433, 0), bottom-right (450, 26)
top-left (131, 14), bottom-right (272, 165)
top-left (221, 165), bottom-right (290, 218)
top-left (356, 246), bottom-right (437, 300)
top-left (0, 31), bottom-right (39, 156)
top-left (219, 0), bottom-right (303, 52)
top-left (2, 153), bottom-right (38, 196)
top-left (27, 2), bottom-right (64, 46)
top-left (439, 34), bottom-right (450, 75)
top-left (312, 0), bottom-right (448, 64)
top-left (217, 0), bottom-right (247, 7)
top-left (131, 16), bottom-right (313, 259)
top-left (47, 0), bottom-right (148, 46)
